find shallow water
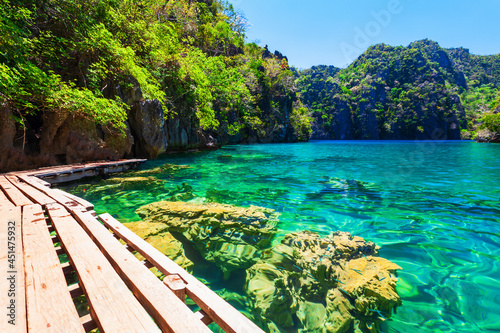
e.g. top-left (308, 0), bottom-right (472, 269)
top-left (63, 141), bottom-right (500, 332)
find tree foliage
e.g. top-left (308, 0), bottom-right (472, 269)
top-left (296, 40), bottom-right (499, 140)
top-left (1, 0), bottom-right (305, 142)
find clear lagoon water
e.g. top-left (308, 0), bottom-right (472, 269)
top-left (63, 141), bottom-right (500, 332)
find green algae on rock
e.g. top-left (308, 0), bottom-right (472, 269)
top-left (136, 201), bottom-right (279, 276)
top-left (166, 183), bottom-right (195, 202)
top-left (72, 176), bottom-right (166, 195)
top-left (134, 163), bottom-right (192, 175)
top-left (244, 231), bottom-right (402, 333)
top-left (310, 177), bottom-right (383, 202)
top-left (107, 176), bottom-right (166, 187)
top-left (125, 220), bottom-right (194, 275)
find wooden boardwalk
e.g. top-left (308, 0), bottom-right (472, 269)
top-left (0, 160), bottom-right (263, 333)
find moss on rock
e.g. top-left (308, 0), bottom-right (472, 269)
top-left (136, 201), bottom-right (279, 276)
top-left (125, 220), bottom-right (194, 275)
top-left (244, 231), bottom-right (402, 333)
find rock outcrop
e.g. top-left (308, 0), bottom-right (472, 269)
top-left (474, 129), bottom-right (500, 143)
top-left (126, 198), bottom-right (402, 332)
top-left (298, 40), bottom-right (470, 141)
top-left (136, 201), bottom-right (279, 276)
top-left (0, 108), bottom-right (134, 172)
top-left (128, 99), bottom-right (169, 158)
top-left (125, 220), bottom-right (194, 275)
top-left (245, 231), bottom-right (402, 333)
top-left (311, 177), bottom-right (383, 200)
top-left (134, 163), bottom-right (191, 176)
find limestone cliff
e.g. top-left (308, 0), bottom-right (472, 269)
top-left (296, 40), bottom-right (500, 140)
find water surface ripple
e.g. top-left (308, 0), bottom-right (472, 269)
top-left (65, 141), bottom-right (500, 332)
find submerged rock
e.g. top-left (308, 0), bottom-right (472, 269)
top-left (244, 231), bottom-right (402, 333)
top-left (136, 201), bottom-right (279, 276)
top-left (125, 221), bottom-right (194, 275)
top-left (73, 176), bottom-right (166, 194)
top-left (107, 176), bottom-right (166, 185)
top-left (206, 187), bottom-right (289, 204)
top-left (134, 163), bottom-right (192, 175)
top-left (309, 177), bottom-right (383, 202)
top-left (166, 183), bottom-right (195, 202)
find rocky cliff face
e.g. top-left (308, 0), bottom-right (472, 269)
top-left (447, 47), bottom-right (500, 87)
top-left (0, 0), bottom-right (304, 173)
top-left (0, 103), bottom-right (134, 172)
top-left (0, 65), bottom-right (298, 172)
top-left (0, 80), bottom-right (206, 172)
top-left (297, 40), bottom-right (479, 141)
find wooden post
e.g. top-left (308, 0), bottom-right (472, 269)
top-left (163, 274), bottom-right (187, 303)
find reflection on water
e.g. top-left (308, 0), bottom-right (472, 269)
top-left (62, 141), bottom-right (500, 333)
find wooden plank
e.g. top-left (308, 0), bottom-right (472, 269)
top-left (46, 204), bottom-right (161, 333)
top-left (17, 176), bottom-right (76, 208)
top-left (61, 262), bottom-right (73, 277)
top-left (0, 207), bottom-right (26, 332)
top-left (99, 215), bottom-right (186, 276)
top-left (51, 234), bottom-right (59, 244)
top-left (5, 176), bottom-right (54, 206)
top-left (25, 159), bottom-right (146, 177)
top-left (0, 176), bottom-right (32, 206)
top-left (22, 204), bottom-right (84, 332)
top-left (30, 177), bottom-right (51, 187)
top-left (142, 260), bottom-right (154, 269)
top-left (0, 187), bottom-right (16, 209)
top-left (54, 247), bottom-right (64, 256)
top-left (30, 159), bottom-right (147, 184)
top-left (99, 213), bottom-right (264, 333)
top-left (51, 189), bottom-right (94, 211)
top-left (72, 209), bottom-right (211, 333)
top-left (18, 176), bottom-right (74, 206)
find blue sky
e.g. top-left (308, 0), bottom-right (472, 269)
top-left (232, 0), bottom-right (500, 69)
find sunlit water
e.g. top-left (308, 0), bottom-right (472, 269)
top-left (62, 141), bottom-right (500, 332)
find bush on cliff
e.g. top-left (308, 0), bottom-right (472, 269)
top-left (296, 40), bottom-right (500, 140)
top-left (0, 0), bottom-right (307, 167)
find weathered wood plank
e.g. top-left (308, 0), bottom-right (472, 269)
top-left (0, 187), bottom-right (16, 209)
top-left (17, 176), bottom-right (80, 210)
top-left (186, 282), bottom-right (262, 333)
top-left (29, 177), bottom-right (51, 187)
top-left (29, 159), bottom-right (147, 184)
top-left (99, 213), bottom-right (264, 333)
top-left (22, 204), bottom-right (84, 333)
top-left (5, 176), bottom-right (54, 206)
top-left (0, 176), bottom-right (32, 206)
top-left (99, 215), bottom-right (186, 276)
top-left (0, 207), bottom-right (26, 332)
top-left (51, 189), bottom-right (94, 211)
top-left (47, 204), bottom-right (161, 333)
top-left (72, 209), bottom-right (211, 333)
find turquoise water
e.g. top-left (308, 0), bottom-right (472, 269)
top-left (64, 141), bottom-right (500, 332)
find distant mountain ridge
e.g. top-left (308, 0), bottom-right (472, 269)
top-left (296, 39), bottom-right (500, 140)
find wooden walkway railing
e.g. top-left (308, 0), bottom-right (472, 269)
top-left (0, 160), bottom-right (263, 333)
